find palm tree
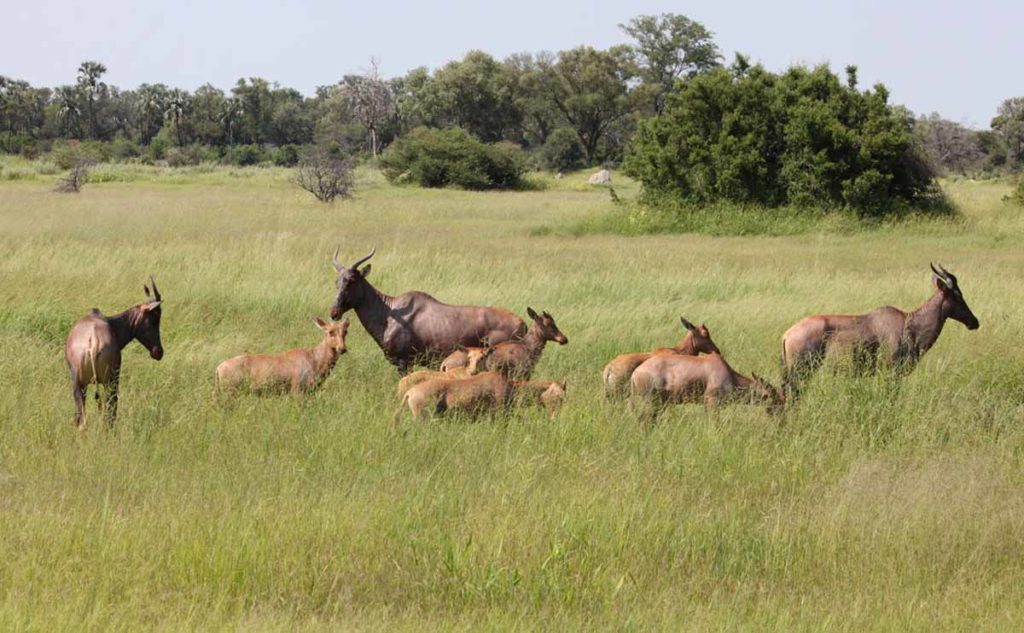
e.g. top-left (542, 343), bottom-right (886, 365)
top-left (76, 61), bottom-right (107, 139)
top-left (54, 86), bottom-right (82, 138)
top-left (164, 89), bottom-right (190, 146)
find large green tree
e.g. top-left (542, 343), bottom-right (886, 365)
top-left (620, 13), bottom-right (721, 113)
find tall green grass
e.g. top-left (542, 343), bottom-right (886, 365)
top-left (1, 168), bottom-right (1022, 631)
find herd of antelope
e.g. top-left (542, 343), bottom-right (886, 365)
top-left (65, 247), bottom-right (979, 430)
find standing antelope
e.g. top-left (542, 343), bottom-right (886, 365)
top-left (631, 354), bottom-right (784, 426)
top-left (330, 247), bottom-right (526, 374)
top-left (781, 263), bottom-right (979, 399)
top-left (602, 317), bottom-right (720, 399)
top-left (481, 308), bottom-right (568, 379)
top-left (216, 318), bottom-right (349, 395)
top-left (65, 278), bottom-right (164, 429)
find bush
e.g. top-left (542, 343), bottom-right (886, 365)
top-left (272, 144), bottom-right (302, 167)
top-left (292, 147), bottom-right (355, 203)
top-left (539, 128), bottom-right (586, 173)
top-left (381, 127), bottom-right (526, 190)
top-left (165, 145), bottom-right (208, 167)
top-left (224, 144), bottom-right (266, 166)
top-left (625, 62), bottom-right (938, 217)
top-left (0, 134), bottom-right (34, 156)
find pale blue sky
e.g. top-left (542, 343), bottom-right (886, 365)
top-left (5, 0), bottom-right (1019, 127)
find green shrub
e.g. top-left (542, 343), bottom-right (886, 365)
top-left (165, 145), bottom-right (208, 167)
top-left (272, 144), bottom-right (302, 167)
top-left (625, 62), bottom-right (938, 217)
top-left (224, 144), bottom-right (266, 166)
top-left (539, 128), bottom-right (586, 173)
top-left (0, 134), bottom-right (34, 156)
top-left (381, 127), bottom-right (526, 190)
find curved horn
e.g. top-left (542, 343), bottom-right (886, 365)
top-left (332, 246), bottom-right (344, 272)
top-left (149, 276), bottom-right (161, 301)
top-left (351, 246), bottom-right (376, 270)
top-left (930, 262), bottom-right (953, 286)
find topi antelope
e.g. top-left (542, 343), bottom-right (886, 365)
top-left (439, 346), bottom-right (490, 373)
top-left (482, 308), bottom-right (568, 379)
top-left (631, 354), bottom-right (784, 426)
top-left (395, 371), bottom-right (511, 424)
top-left (330, 246), bottom-right (526, 374)
top-left (216, 318), bottom-right (349, 395)
top-left (603, 317), bottom-right (720, 399)
top-left (781, 263), bottom-right (979, 399)
top-left (396, 347), bottom-right (492, 397)
top-left (65, 277), bottom-right (164, 429)
top-left (510, 379), bottom-right (568, 418)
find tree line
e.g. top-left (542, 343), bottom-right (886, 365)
top-left (0, 14), bottom-right (720, 169)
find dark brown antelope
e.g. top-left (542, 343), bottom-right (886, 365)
top-left (631, 354), bottom-right (784, 426)
top-left (602, 317), bottom-right (720, 399)
top-left (395, 371), bottom-right (511, 423)
top-left (330, 247), bottom-right (526, 374)
top-left (216, 318), bottom-right (349, 395)
top-left (396, 347), bottom-right (492, 397)
top-left (64, 278), bottom-right (164, 429)
top-left (781, 263), bottom-right (980, 399)
top-left (481, 308), bottom-right (568, 379)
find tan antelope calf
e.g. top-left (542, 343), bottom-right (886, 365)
top-left (781, 263), bottom-right (979, 400)
top-left (483, 308), bottom-right (568, 379)
top-left (396, 347), bottom-right (492, 397)
top-left (216, 318), bottom-right (349, 395)
top-left (631, 354), bottom-right (784, 426)
top-left (395, 371), bottom-right (510, 423)
top-left (439, 346), bottom-right (490, 373)
top-left (511, 379), bottom-right (568, 418)
top-left (602, 317), bottom-right (720, 399)
top-left (65, 278), bottom-right (164, 429)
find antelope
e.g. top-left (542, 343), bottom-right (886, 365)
top-left (395, 371), bottom-right (510, 423)
top-left (482, 308), bottom-right (568, 379)
top-left (330, 247), bottom-right (526, 374)
top-left (64, 278), bottom-right (164, 429)
top-left (510, 379), bottom-right (568, 417)
top-left (396, 347), bottom-right (492, 397)
top-left (631, 354), bottom-right (784, 426)
top-left (602, 317), bottom-right (720, 399)
top-left (781, 263), bottom-right (979, 399)
top-left (216, 318), bottom-right (349, 395)
top-left (439, 346), bottom-right (490, 373)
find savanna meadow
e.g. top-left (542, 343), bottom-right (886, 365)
top-left (1, 162), bottom-right (1022, 631)
top-left (4, 7), bottom-right (1024, 631)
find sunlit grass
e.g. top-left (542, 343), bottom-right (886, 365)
top-left (0, 167), bottom-right (1022, 631)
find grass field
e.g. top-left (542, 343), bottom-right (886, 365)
top-left (1, 163), bottom-right (1023, 631)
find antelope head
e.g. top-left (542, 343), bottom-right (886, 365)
top-left (527, 307), bottom-right (568, 345)
top-left (680, 317), bottom-right (721, 355)
top-left (330, 246), bottom-right (375, 320)
top-left (314, 316), bottom-right (349, 355)
top-left (138, 276), bottom-right (164, 360)
top-left (930, 263), bottom-right (979, 330)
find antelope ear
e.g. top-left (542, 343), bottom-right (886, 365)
top-left (680, 317), bottom-right (697, 332)
top-left (360, 264), bottom-right (371, 278)
top-left (560, 380), bottom-right (567, 390)
top-left (933, 274), bottom-right (952, 292)
top-left (144, 285), bottom-right (152, 299)
top-left (313, 317), bottom-right (328, 329)
top-left (527, 307), bottom-right (539, 321)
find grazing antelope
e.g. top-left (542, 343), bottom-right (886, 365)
top-left (396, 347), bottom-right (492, 397)
top-left (330, 247), bottom-right (526, 374)
top-left (602, 317), bottom-right (720, 399)
top-left (781, 263), bottom-right (980, 399)
top-left (511, 379), bottom-right (568, 417)
top-left (439, 346), bottom-right (490, 373)
top-left (482, 308), bottom-right (568, 379)
top-left (216, 318), bottom-right (349, 395)
top-left (65, 278), bottom-right (164, 429)
top-left (631, 354), bottom-right (784, 426)
top-left (395, 371), bottom-right (510, 423)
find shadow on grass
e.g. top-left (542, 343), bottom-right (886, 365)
top-left (533, 186), bottom-right (965, 238)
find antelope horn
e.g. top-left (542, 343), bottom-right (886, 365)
top-left (332, 246), bottom-right (344, 272)
top-left (149, 276), bottom-right (161, 301)
top-left (351, 246), bottom-right (376, 270)
top-left (930, 262), bottom-right (952, 286)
